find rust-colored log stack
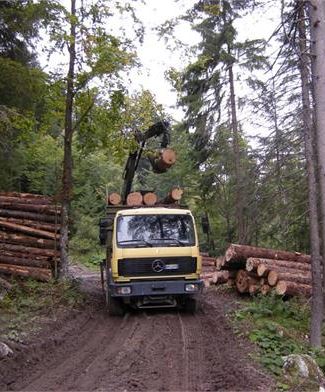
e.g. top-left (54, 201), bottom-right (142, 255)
top-left (0, 192), bottom-right (61, 282)
top-left (215, 244), bottom-right (312, 298)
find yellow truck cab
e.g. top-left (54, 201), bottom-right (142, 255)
top-left (100, 206), bottom-right (203, 315)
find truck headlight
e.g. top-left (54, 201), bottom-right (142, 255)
top-left (185, 283), bottom-right (199, 292)
top-left (116, 286), bottom-right (131, 295)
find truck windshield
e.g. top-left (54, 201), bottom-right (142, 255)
top-left (116, 214), bottom-right (196, 248)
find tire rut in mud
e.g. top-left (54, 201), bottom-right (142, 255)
top-left (1, 284), bottom-right (273, 391)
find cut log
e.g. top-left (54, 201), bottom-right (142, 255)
top-left (0, 192), bottom-right (53, 201)
top-left (246, 257), bottom-right (311, 273)
top-left (143, 192), bottom-right (158, 206)
top-left (0, 209), bottom-right (57, 223)
top-left (0, 217), bottom-right (59, 232)
top-left (0, 219), bottom-right (59, 240)
top-left (151, 148), bottom-right (177, 173)
top-left (0, 255), bottom-right (50, 269)
top-left (0, 243), bottom-right (59, 258)
top-left (0, 202), bottom-right (60, 215)
top-left (0, 232), bottom-right (57, 249)
top-left (268, 271), bottom-right (312, 287)
top-left (107, 192), bottom-right (122, 206)
top-left (162, 187), bottom-right (184, 204)
top-left (275, 281), bottom-right (312, 297)
top-left (260, 284), bottom-right (271, 295)
top-left (249, 284), bottom-right (260, 295)
top-left (126, 192), bottom-right (143, 206)
top-left (235, 270), bottom-right (259, 294)
top-left (226, 244), bottom-right (311, 264)
top-left (0, 195), bottom-right (54, 205)
top-left (215, 256), bottom-right (225, 270)
top-left (201, 266), bottom-right (216, 273)
top-left (257, 263), bottom-right (311, 278)
top-left (215, 270), bottom-right (230, 284)
top-left (0, 264), bottom-right (52, 282)
top-left (202, 257), bottom-right (216, 267)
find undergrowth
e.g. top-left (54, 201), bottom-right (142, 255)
top-left (233, 294), bottom-right (325, 390)
top-left (0, 278), bottom-right (85, 343)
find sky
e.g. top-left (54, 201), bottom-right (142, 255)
top-left (40, 0), bottom-right (280, 138)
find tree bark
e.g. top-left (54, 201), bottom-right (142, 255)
top-left (0, 217), bottom-right (58, 232)
top-left (0, 195), bottom-right (53, 205)
top-left (228, 46), bottom-right (245, 244)
top-left (60, 0), bottom-right (76, 278)
top-left (0, 192), bottom-right (53, 201)
top-left (0, 202), bottom-right (59, 215)
top-left (0, 255), bottom-right (50, 269)
top-left (308, 0), bottom-right (325, 346)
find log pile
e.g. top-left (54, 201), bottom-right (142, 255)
top-left (107, 187), bottom-right (184, 207)
top-left (214, 244), bottom-right (312, 298)
top-left (200, 253), bottom-right (236, 288)
top-left (0, 192), bottom-right (61, 282)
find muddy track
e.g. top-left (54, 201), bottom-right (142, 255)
top-left (0, 268), bottom-right (273, 391)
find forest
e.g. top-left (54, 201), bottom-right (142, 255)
top-left (1, 0), bottom-right (325, 347)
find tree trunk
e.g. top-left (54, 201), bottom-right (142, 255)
top-left (0, 255), bottom-right (50, 269)
top-left (308, 0), bottom-right (325, 346)
top-left (60, 0), bottom-right (76, 278)
top-left (0, 209), bottom-right (57, 223)
top-left (228, 50), bottom-right (245, 244)
top-left (0, 217), bottom-right (58, 232)
top-left (0, 202), bottom-right (59, 215)
top-left (0, 192), bottom-right (53, 201)
top-left (0, 195), bottom-right (53, 205)
top-left (226, 244), bottom-right (311, 263)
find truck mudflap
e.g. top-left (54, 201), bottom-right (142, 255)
top-left (108, 278), bottom-right (203, 297)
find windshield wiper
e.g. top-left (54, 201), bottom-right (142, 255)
top-left (150, 238), bottom-right (187, 246)
top-left (118, 239), bottom-right (153, 247)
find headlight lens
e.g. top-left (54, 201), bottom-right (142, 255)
top-left (185, 283), bottom-right (199, 292)
top-left (116, 286), bottom-right (131, 295)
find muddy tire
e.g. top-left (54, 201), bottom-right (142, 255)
top-left (183, 297), bottom-right (198, 314)
top-left (107, 292), bottom-right (125, 316)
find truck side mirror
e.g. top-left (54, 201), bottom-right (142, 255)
top-left (99, 218), bottom-right (109, 245)
top-left (201, 215), bottom-right (210, 234)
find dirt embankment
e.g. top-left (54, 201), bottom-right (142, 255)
top-left (0, 266), bottom-right (273, 391)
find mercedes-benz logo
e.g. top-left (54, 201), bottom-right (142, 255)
top-left (152, 259), bottom-right (165, 273)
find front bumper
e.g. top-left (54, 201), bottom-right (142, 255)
top-left (109, 279), bottom-right (203, 297)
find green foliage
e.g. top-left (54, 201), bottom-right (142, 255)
top-left (234, 294), bottom-right (325, 380)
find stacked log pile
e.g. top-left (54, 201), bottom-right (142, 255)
top-left (215, 244), bottom-right (312, 298)
top-left (0, 192), bottom-right (60, 282)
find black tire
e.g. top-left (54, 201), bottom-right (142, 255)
top-left (107, 292), bottom-right (125, 316)
top-left (183, 297), bottom-right (198, 314)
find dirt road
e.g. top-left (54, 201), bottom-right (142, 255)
top-left (0, 267), bottom-right (272, 391)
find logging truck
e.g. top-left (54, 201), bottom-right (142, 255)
top-left (99, 121), bottom-right (203, 315)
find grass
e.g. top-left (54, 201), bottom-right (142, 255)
top-left (232, 293), bottom-right (325, 391)
top-left (0, 278), bottom-right (85, 343)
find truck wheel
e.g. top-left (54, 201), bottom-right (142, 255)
top-left (184, 297), bottom-right (198, 314)
top-left (107, 292), bottom-right (125, 316)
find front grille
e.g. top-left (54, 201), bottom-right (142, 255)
top-left (118, 257), bottom-right (197, 277)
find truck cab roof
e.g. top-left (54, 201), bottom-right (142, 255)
top-left (116, 207), bottom-right (192, 216)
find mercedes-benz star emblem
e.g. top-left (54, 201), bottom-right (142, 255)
top-left (152, 259), bottom-right (165, 273)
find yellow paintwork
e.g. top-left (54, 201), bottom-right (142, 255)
top-left (110, 207), bottom-right (201, 282)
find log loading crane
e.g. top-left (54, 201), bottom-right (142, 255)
top-left (99, 121), bottom-right (203, 315)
